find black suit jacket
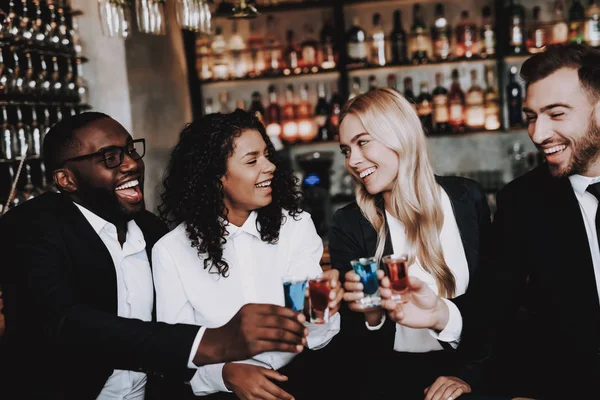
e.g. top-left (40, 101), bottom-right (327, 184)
top-left (327, 176), bottom-right (491, 398)
top-left (0, 193), bottom-right (200, 399)
top-left (456, 166), bottom-right (600, 399)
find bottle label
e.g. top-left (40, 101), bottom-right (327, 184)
top-left (466, 105), bottom-right (485, 128)
top-left (417, 100), bottom-right (432, 116)
top-left (484, 29), bottom-right (496, 53)
top-left (433, 94), bottom-right (449, 122)
top-left (315, 115), bottom-right (328, 128)
top-left (587, 20), bottom-right (600, 45)
top-left (302, 46), bottom-right (316, 65)
top-left (466, 91), bottom-right (484, 106)
top-left (552, 22), bottom-right (568, 43)
top-left (348, 42), bottom-right (368, 60)
top-left (449, 101), bottom-right (464, 123)
top-left (510, 25), bottom-right (523, 46)
top-left (484, 103), bottom-right (501, 130)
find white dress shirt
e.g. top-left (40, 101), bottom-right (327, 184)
top-left (152, 210), bottom-right (341, 396)
top-left (444, 174), bottom-right (600, 342)
top-left (382, 188), bottom-right (469, 351)
top-left (74, 204), bottom-right (152, 400)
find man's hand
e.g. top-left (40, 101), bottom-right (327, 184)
top-left (223, 363), bottom-right (294, 400)
top-left (380, 276), bottom-right (449, 331)
top-left (194, 304), bottom-right (308, 366)
top-left (343, 269), bottom-right (384, 326)
top-left (320, 269), bottom-right (344, 317)
top-left (424, 376), bottom-right (471, 400)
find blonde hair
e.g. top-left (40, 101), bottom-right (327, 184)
top-left (340, 87), bottom-right (456, 298)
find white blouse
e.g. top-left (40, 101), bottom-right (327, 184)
top-left (152, 211), bottom-right (340, 395)
top-left (385, 187), bottom-right (469, 352)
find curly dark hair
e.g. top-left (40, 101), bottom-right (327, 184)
top-left (159, 109), bottom-right (303, 277)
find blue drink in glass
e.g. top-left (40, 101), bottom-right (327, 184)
top-left (350, 257), bottom-right (381, 308)
top-left (282, 278), bottom-right (308, 312)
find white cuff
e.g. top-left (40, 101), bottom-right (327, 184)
top-left (189, 363), bottom-right (231, 395)
top-left (428, 298), bottom-right (463, 348)
top-left (187, 326), bottom-right (207, 369)
top-left (364, 313), bottom-right (386, 331)
top-left (305, 312), bottom-right (341, 350)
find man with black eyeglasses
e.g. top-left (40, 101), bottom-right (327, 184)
top-left (0, 112), bottom-right (308, 399)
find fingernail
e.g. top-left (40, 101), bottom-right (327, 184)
top-left (329, 291), bottom-right (335, 300)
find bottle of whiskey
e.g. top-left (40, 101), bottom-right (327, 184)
top-left (403, 77), bottom-right (417, 112)
top-left (264, 15), bottom-right (283, 75)
top-left (431, 3), bottom-right (451, 62)
top-left (247, 19), bottom-right (266, 78)
top-left (320, 14), bottom-right (336, 69)
top-left (480, 6), bottom-right (496, 58)
top-left (508, 0), bottom-right (526, 54)
top-left (465, 69), bottom-right (485, 131)
top-left (296, 83), bottom-right (316, 142)
top-left (265, 85), bottom-right (282, 144)
top-left (410, 4), bottom-right (430, 64)
top-left (432, 72), bottom-right (450, 134)
top-left (483, 65), bottom-right (501, 131)
top-left (417, 82), bottom-right (433, 135)
top-left (527, 6), bottom-right (549, 54)
top-left (300, 23), bottom-right (319, 70)
top-left (281, 84), bottom-right (299, 143)
top-left (551, 0), bottom-right (569, 44)
top-left (314, 82), bottom-right (331, 142)
top-left (584, 0), bottom-right (600, 46)
top-left (370, 13), bottom-right (387, 66)
top-left (448, 69), bottom-right (465, 133)
top-left (347, 17), bottom-right (368, 66)
top-left (390, 10), bottom-right (408, 65)
top-left (284, 29), bottom-right (300, 73)
top-left (507, 65), bottom-right (524, 128)
top-left (455, 10), bottom-right (478, 59)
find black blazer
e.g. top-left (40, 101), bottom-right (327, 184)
top-left (458, 166), bottom-right (600, 399)
top-left (327, 176), bottom-right (491, 397)
top-left (0, 193), bottom-right (200, 399)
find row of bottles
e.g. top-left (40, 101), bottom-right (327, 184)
top-left (0, 0), bottom-right (83, 56)
top-left (0, 46), bottom-right (89, 103)
top-left (507, 0), bottom-right (600, 55)
top-left (346, 4), bottom-right (496, 67)
top-left (205, 82), bottom-right (344, 144)
top-left (0, 159), bottom-right (55, 213)
top-left (0, 103), bottom-right (79, 161)
top-left (196, 14), bottom-right (336, 81)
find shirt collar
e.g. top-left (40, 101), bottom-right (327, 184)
top-left (569, 174), bottom-right (600, 196)
top-left (225, 211), bottom-right (261, 240)
top-left (74, 202), bottom-right (110, 235)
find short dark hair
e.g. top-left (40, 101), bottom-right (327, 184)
top-left (520, 43), bottom-right (600, 100)
top-left (42, 112), bottom-right (111, 174)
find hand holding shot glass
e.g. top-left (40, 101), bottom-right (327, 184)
top-left (382, 254), bottom-right (409, 303)
top-left (344, 257), bottom-right (382, 309)
top-left (282, 270), bottom-right (343, 324)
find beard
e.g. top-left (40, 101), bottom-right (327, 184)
top-left (75, 179), bottom-right (144, 223)
top-left (548, 116), bottom-right (600, 177)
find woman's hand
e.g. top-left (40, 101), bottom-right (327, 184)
top-left (343, 269), bottom-right (384, 326)
top-left (222, 363), bottom-right (294, 400)
top-left (320, 269), bottom-right (344, 317)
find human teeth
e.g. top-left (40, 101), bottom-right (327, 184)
top-left (359, 167), bottom-right (377, 179)
top-left (116, 179), bottom-right (139, 191)
top-left (255, 180), bottom-right (272, 188)
top-left (544, 145), bottom-right (566, 155)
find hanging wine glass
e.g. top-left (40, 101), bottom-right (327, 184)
top-left (98, 0), bottom-right (118, 37)
top-left (154, 0), bottom-right (167, 35)
top-left (135, 0), bottom-right (152, 34)
top-left (230, 0), bottom-right (259, 19)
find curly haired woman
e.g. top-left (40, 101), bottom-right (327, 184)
top-left (152, 109), bottom-right (343, 400)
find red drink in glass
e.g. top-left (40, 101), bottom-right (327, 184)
top-left (383, 254), bottom-right (408, 302)
top-left (308, 276), bottom-right (331, 323)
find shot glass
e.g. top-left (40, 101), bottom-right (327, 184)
top-left (383, 253), bottom-right (409, 303)
top-left (350, 257), bottom-right (381, 309)
top-left (282, 276), bottom-right (308, 312)
top-left (308, 275), bottom-right (332, 324)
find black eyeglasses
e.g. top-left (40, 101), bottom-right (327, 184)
top-left (60, 138), bottom-right (146, 169)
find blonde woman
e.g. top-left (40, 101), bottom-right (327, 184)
top-left (328, 88), bottom-right (491, 400)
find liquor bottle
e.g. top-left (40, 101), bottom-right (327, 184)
top-left (39, 54), bottom-right (51, 99)
top-left (431, 3), bottom-right (450, 62)
top-left (196, 35), bottom-right (212, 81)
top-left (229, 21), bottom-right (247, 79)
top-left (320, 14), bottom-right (336, 69)
top-left (370, 13), bottom-right (386, 66)
top-left (455, 10), bottom-right (478, 59)
top-left (508, 0), bottom-right (526, 55)
top-left (368, 75), bottom-right (378, 91)
top-left (528, 6), bottom-right (548, 54)
top-left (410, 4), bottom-right (430, 64)
top-left (448, 69), bottom-right (465, 133)
top-left (480, 6), bottom-right (496, 58)
top-left (387, 73), bottom-right (397, 91)
top-left (403, 77), bottom-right (417, 112)
top-left (247, 19), bottom-right (266, 78)
top-left (416, 82), bottom-right (433, 135)
top-left (507, 65), bottom-right (524, 128)
top-left (265, 85), bottom-right (282, 142)
top-left (314, 82), bottom-right (331, 142)
top-left (281, 84), bottom-right (298, 143)
top-left (569, 0), bottom-right (585, 43)
top-left (300, 23), bottom-right (319, 70)
top-left (296, 84), bottom-right (315, 142)
top-left (219, 91), bottom-right (231, 114)
top-left (63, 58), bottom-right (77, 101)
top-left (465, 69), bottom-right (485, 131)
top-left (14, 105), bottom-right (31, 158)
top-left (390, 10), bottom-right (408, 65)
top-left (0, 48), bottom-right (12, 97)
top-left (23, 51), bottom-right (37, 98)
top-left (248, 91), bottom-right (266, 122)
top-left (349, 77), bottom-right (362, 100)
top-left (585, 0), bottom-right (600, 46)
top-left (265, 15), bottom-right (283, 75)
top-left (75, 58), bottom-right (89, 105)
top-left (432, 72), bottom-right (450, 134)
top-left (30, 106), bottom-right (43, 157)
top-left (284, 29), bottom-right (300, 73)
top-left (19, 0), bottom-right (34, 43)
top-left (329, 91), bottom-right (344, 140)
top-left (0, 106), bottom-right (18, 161)
top-left (483, 65), bottom-right (501, 131)
top-left (211, 26), bottom-right (228, 80)
top-left (11, 51), bottom-right (24, 97)
top-left (552, 0), bottom-right (570, 44)
top-left (347, 17), bottom-right (368, 66)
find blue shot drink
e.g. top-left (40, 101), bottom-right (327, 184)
top-left (350, 257), bottom-right (381, 308)
top-left (282, 277), bottom-right (308, 312)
